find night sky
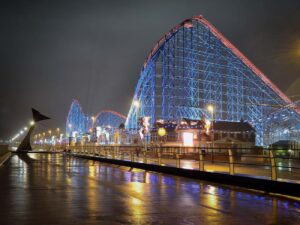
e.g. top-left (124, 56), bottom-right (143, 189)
top-left (1, 0), bottom-right (300, 140)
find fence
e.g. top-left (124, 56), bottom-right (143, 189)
top-left (63, 144), bottom-right (300, 183)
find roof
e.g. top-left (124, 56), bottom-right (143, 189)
top-left (177, 118), bottom-right (205, 130)
top-left (152, 121), bottom-right (177, 132)
top-left (212, 121), bottom-right (255, 132)
top-left (271, 140), bottom-right (298, 146)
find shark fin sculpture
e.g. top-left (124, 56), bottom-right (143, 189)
top-left (17, 108), bottom-right (50, 152)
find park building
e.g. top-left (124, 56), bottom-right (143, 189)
top-left (149, 119), bottom-right (256, 149)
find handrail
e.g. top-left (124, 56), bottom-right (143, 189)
top-left (51, 144), bottom-right (300, 183)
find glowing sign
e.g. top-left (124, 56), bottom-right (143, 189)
top-left (183, 132), bottom-right (193, 147)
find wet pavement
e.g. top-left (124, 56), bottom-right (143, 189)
top-left (0, 153), bottom-right (299, 225)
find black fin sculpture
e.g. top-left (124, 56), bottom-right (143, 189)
top-left (17, 108), bottom-right (50, 152)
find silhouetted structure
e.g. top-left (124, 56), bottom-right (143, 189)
top-left (17, 108), bottom-right (50, 152)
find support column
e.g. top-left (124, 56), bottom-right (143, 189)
top-left (269, 150), bottom-right (277, 181)
top-left (176, 153), bottom-right (180, 168)
top-left (228, 149), bottom-right (234, 175)
top-left (199, 149), bottom-right (204, 171)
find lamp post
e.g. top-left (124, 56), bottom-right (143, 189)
top-left (67, 124), bottom-right (72, 147)
top-left (207, 105), bottom-right (214, 145)
top-left (90, 116), bottom-right (96, 142)
top-left (207, 105), bottom-right (215, 162)
top-left (133, 99), bottom-right (140, 145)
top-left (91, 116), bottom-right (96, 127)
top-left (133, 99), bottom-right (140, 131)
top-left (158, 127), bottom-right (167, 146)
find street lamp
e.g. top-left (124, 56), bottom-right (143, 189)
top-left (133, 100), bottom-right (140, 108)
top-left (133, 99), bottom-right (140, 132)
top-left (207, 104), bottom-right (214, 148)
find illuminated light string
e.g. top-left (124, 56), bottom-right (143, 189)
top-left (10, 120), bottom-right (35, 142)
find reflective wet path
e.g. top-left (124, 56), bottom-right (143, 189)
top-left (0, 153), bottom-right (299, 225)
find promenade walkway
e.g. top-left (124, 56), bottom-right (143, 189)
top-left (0, 153), bottom-right (299, 224)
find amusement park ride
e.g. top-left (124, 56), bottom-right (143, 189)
top-left (66, 15), bottom-right (300, 147)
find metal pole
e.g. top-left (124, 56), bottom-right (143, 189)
top-left (269, 150), bottom-right (277, 181)
top-left (176, 153), bottom-right (180, 168)
top-left (228, 149), bottom-right (234, 175)
top-left (143, 151), bottom-right (147, 164)
top-left (199, 148), bottom-right (204, 171)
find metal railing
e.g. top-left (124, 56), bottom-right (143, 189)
top-left (61, 144), bottom-right (300, 183)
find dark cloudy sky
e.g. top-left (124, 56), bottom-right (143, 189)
top-left (1, 0), bottom-right (300, 139)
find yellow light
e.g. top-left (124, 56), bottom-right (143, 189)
top-left (56, 128), bottom-right (60, 132)
top-left (24, 127), bottom-right (28, 131)
top-left (48, 130), bottom-right (52, 134)
top-left (133, 100), bottom-right (140, 108)
top-left (205, 119), bottom-right (211, 134)
top-left (157, 127), bottom-right (167, 137)
top-left (30, 121), bottom-right (35, 126)
top-left (183, 132), bottom-right (193, 147)
top-left (207, 105), bottom-right (214, 113)
top-left (91, 116), bottom-right (95, 122)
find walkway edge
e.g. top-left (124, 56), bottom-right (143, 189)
top-left (71, 153), bottom-right (300, 198)
top-left (0, 152), bottom-right (11, 167)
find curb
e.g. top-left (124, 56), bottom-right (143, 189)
top-left (0, 152), bottom-right (11, 167)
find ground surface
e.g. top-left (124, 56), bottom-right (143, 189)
top-left (0, 153), bottom-right (299, 225)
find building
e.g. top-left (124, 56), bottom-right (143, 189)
top-left (149, 119), bottom-right (256, 149)
top-left (209, 121), bottom-right (256, 149)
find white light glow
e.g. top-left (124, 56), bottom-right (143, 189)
top-left (133, 100), bottom-right (140, 108)
top-left (207, 105), bottom-right (214, 113)
top-left (183, 132), bottom-right (193, 147)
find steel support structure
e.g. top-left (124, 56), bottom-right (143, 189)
top-left (66, 99), bottom-right (92, 136)
top-left (93, 110), bottom-right (126, 129)
top-left (66, 100), bottom-right (126, 137)
top-left (125, 16), bottom-right (300, 146)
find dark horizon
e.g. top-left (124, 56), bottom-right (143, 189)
top-left (1, 0), bottom-right (300, 140)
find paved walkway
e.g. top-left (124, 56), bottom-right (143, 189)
top-left (0, 153), bottom-right (299, 224)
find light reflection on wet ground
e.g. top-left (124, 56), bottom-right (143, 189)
top-left (0, 153), bottom-right (299, 225)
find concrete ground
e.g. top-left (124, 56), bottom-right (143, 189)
top-left (0, 153), bottom-right (299, 225)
